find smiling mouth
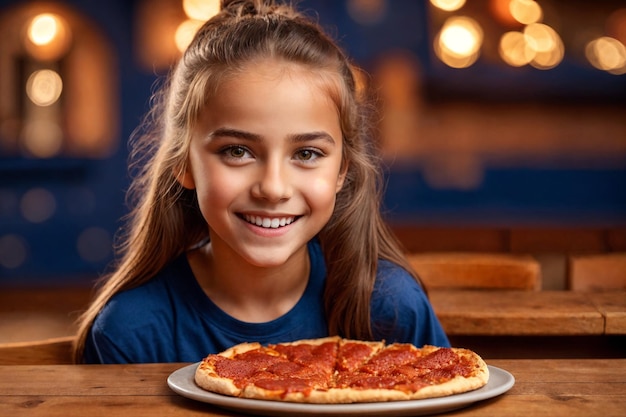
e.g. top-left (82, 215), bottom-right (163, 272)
top-left (241, 214), bottom-right (298, 229)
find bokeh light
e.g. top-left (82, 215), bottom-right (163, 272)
top-left (25, 13), bottom-right (71, 61)
top-left (498, 23), bottom-right (564, 69)
top-left (435, 16), bottom-right (483, 68)
top-left (524, 23), bottom-right (564, 69)
top-left (175, 19), bottom-right (204, 52)
top-left (20, 188), bottom-right (56, 223)
top-left (499, 31), bottom-right (534, 66)
top-left (509, 0), bottom-right (542, 25)
top-left (430, 0), bottom-right (466, 12)
top-left (28, 13), bottom-right (59, 45)
top-left (21, 119), bottom-right (64, 158)
top-left (26, 69), bottom-right (63, 107)
top-left (175, 0), bottom-right (220, 52)
top-left (586, 36), bottom-right (626, 75)
top-left (182, 0), bottom-right (220, 21)
top-left (0, 234), bottom-right (28, 269)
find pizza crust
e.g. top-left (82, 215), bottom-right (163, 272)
top-left (195, 361), bottom-right (242, 397)
top-left (194, 341), bottom-right (263, 396)
top-left (271, 335), bottom-right (341, 347)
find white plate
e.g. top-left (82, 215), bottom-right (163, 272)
top-left (168, 363), bottom-right (514, 416)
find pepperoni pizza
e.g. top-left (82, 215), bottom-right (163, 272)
top-left (194, 336), bottom-right (489, 403)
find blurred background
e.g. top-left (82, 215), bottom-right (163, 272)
top-left (0, 0), bottom-right (625, 286)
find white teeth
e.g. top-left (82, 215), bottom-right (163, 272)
top-left (244, 215), bottom-right (295, 229)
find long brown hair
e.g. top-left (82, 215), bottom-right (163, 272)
top-left (73, 0), bottom-right (418, 362)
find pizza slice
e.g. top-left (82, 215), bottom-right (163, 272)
top-left (333, 343), bottom-right (489, 402)
top-left (335, 338), bottom-right (384, 373)
top-left (196, 336), bottom-right (341, 402)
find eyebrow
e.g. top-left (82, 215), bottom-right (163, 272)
top-left (208, 127), bottom-right (337, 145)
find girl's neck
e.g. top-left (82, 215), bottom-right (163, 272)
top-left (187, 241), bottom-right (310, 323)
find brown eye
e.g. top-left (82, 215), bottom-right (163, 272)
top-left (229, 146), bottom-right (246, 158)
top-left (297, 149), bottom-right (314, 160)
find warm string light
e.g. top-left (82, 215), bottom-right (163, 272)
top-left (430, 0), bottom-right (466, 13)
top-left (175, 0), bottom-right (220, 52)
top-left (162, 0), bottom-right (626, 73)
top-left (25, 13), bottom-right (71, 61)
top-left (429, 0), bottom-right (625, 73)
top-left (174, 19), bottom-right (204, 52)
top-left (496, 1), bottom-right (563, 70)
top-left (26, 69), bottom-right (63, 106)
top-left (508, 0), bottom-right (542, 25)
top-left (20, 13), bottom-right (71, 159)
top-left (499, 23), bottom-right (564, 69)
top-left (586, 37), bottom-right (626, 75)
top-left (434, 16), bottom-right (483, 68)
top-left (28, 14), bottom-right (59, 45)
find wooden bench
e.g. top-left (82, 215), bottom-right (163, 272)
top-left (429, 289), bottom-right (608, 336)
top-left (568, 253), bottom-right (626, 291)
top-left (0, 287), bottom-right (92, 344)
top-left (0, 336), bottom-right (75, 365)
top-left (407, 252), bottom-right (541, 290)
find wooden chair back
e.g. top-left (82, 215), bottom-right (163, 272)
top-left (0, 336), bottom-right (75, 365)
top-left (568, 253), bottom-right (626, 291)
top-left (407, 252), bottom-right (541, 291)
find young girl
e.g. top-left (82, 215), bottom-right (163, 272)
top-left (74, 0), bottom-right (449, 364)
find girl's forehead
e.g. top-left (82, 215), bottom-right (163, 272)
top-left (222, 58), bottom-right (342, 91)
top-left (213, 58), bottom-right (345, 108)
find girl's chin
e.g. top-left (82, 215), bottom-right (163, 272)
top-left (238, 246), bottom-right (307, 268)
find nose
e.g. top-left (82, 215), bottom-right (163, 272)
top-left (251, 159), bottom-right (292, 202)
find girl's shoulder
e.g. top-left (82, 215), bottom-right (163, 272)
top-left (90, 254), bottom-right (194, 345)
top-left (372, 259), bottom-right (429, 305)
top-left (375, 259), bottom-right (421, 286)
top-left (103, 254), bottom-right (194, 314)
top-left (371, 259), bottom-right (450, 347)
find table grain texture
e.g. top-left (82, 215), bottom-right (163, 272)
top-left (0, 359), bottom-right (625, 417)
top-left (586, 292), bottom-right (626, 334)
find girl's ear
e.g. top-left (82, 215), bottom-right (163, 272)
top-left (336, 162), bottom-right (349, 193)
top-left (174, 164), bottom-right (196, 189)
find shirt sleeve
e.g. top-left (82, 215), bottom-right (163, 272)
top-left (84, 318), bottom-right (134, 364)
top-left (370, 260), bottom-right (450, 348)
top-left (82, 291), bottom-right (176, 364)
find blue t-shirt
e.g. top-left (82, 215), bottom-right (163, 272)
top-left (84, 240), bottom-right (449, 363)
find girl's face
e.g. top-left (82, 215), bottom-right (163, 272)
top-left (180, 59), bottom-right (346, 268)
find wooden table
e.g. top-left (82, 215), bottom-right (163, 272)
top-left (1, 360), bottom-right (625, 417)
top-left (587, 292), bottom-right (626, 334)
top-left (430, 290), bottom-right (625, 336)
